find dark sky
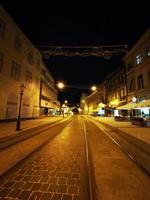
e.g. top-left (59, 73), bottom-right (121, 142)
top-left (1, 1), bottom-right (150, 104)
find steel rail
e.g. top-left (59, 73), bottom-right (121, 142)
top-left (83, 120), bottom-right (97, 200)
top-left (0, 117), bottom-right (71, 150)
top-left (88, 117), bottom-right (150, 177)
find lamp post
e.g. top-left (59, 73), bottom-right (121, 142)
top-left (62, 104), bottom-right (65, 118)
top-left (16, 84), bottom-right (25, 131)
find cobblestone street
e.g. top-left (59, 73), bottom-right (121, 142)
top-left (0, 117), bottom-right (87, 200)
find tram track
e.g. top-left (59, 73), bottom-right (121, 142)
top-left (0, 117), bottom-right (71, 150)
top-left (0, 117), bottom-right (72, 176)
top-left (82, 120), bottom-right (97, 200)
top-left (0, 115), bottom-right (97, 199)
top-left (0, 116), bottom-right (150, 199)
top-left (87, 116), bottom-right (150, 177)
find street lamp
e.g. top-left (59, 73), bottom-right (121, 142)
top-left (91, 85), bottom-right (97, 91)
top-left (57, 81), bottom-right (97, 91)
top-left (57, 82), bottom-right (64, 89)
top-left (62, 104), bottom-right (66, 118)
top-left (64, 100), bottom-right (68, 104)
top-left (16, 84), bottom-right (25, 131)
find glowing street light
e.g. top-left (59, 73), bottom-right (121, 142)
top-left (91, 85), bottom-right (97, 91)
top-left (57, 81), bottom-right (97, 94)
top-left (62, 103), bottom-right (66, 118)
top-left (64, 100), bottom-right (68, 104)
top-left (57, 82), bottom-right (64, 89)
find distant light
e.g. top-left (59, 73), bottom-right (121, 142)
top-left (57, 82), bottom-right (64, 89)
top-left (91, 86), bottom-right (97, 91)
top-left (64, 100), bottom-right (68, 104)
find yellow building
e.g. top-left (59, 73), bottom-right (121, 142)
top-left (40, 63), bottom-right (60, 116)
top-left (0, 5), bottom-right (59, 120)
top-left (122, 29), bottom-right (150, 117)
top-left (123, 29), bottom-right (150, 104)
top-left (82, 82), bottom-right (107, 115)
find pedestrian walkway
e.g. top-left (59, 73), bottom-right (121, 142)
top-left (0, 116), bottom-right (65, 139)
top-left (89, 116), bottom-right (150, 144)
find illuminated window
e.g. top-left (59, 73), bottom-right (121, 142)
top-left (25, 71), bottom-right (32, 89)
top-left (0, 18), bottom-right (5, 39)
top-left (137, 74), bottom-right (144, 89)
top-left (0, 52), bottom-right (3, 72)
top-left (136, 54), bottom-right (142, 65)
top-left (11, 61), bottom-right (21, 81)
top-left (14, 36), bottom-right (22, 53)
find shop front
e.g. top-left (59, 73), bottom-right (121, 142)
top-left (40, 99), bottom-right (59, 116)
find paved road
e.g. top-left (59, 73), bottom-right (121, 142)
top-left (0, 115), bottom-right (150, 200)
top-left (0, 116), bottom-right (88, 200)
top-left (84, 117), bottom-right (150, 200)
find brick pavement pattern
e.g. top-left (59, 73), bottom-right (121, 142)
top-left (0, 117), bottom-right (87, 200)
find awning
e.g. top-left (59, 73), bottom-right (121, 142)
top-left (135, 99), bottom-right (150, 108)
top-left (117, 102), bottom-right (137, 110)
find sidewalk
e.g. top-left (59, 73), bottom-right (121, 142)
top-left (0, 116), bottom-right (65, 139)
top-left (89, 116), bottom-right (150, 144)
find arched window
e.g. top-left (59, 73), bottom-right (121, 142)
top-left (135, 54), bottom-right (142, 65)
top-left (137, 74), bottom-right (144, 89)
top-left (129, 79), bottom-right (134, 92)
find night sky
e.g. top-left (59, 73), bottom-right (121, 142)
top-left (1, 1), bottom-right (150, 104)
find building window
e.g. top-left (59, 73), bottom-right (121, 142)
top-left (37, 58), bottom-right (41, 70)
top-left (25, 71), bottom-right (32, 89)
top-left (127, 61), bottom-right (133, 71)
top-left (148, 71), bottom-right (150, 85)
top-left (0, 52), bottom-right (3, 72)
top-left (11, 61), bottom-right (21, 81)
top-left (35, 77), bottom-right (40, 88)
top-left (27, 52), bottom-right (34, 64)
top-left (121, 88), bottom-right (124, 98)
top-left (0, 18), bottom-right (5, 39)
top-left (135, 54), bottom-right (142, 65)
top-left (137, 74), bottom-right (144, 89)
top-left (14, 36), bottom-right (22, 53)
top-left (145, 48), bottom-right (150, 57)
top-left (129, 80), bottom-right (134, 92)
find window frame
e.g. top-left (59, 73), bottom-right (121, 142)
top-left (135, 54), bottom-right (142, 65)
top-left (0, 52), bottom-right (3, 73)
top-left (137, 74), bottom-right (144, 90)
top-left (0, 17), bottom-right (5, 39)
top-left (14, 36), bottom-right (22, 53)
top-left (11, 61), bottom-right (21, 81)
top-left (25, 71), bottom-right (32, 89)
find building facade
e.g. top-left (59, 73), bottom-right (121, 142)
top-left (82, 29), bottom-right (150, 117)
top-left (106, 66), bottom-right (127, 115)
top-left (80, 82), bottom-right (107, 115)
top-left (40, 64), bottom-right (60, 116)
top-left (121, 29), bottom-right (150, 117)
top-left (123, 29), bottom-right (150, 104)
top-left (0, 6), bottom-right (59, 121)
